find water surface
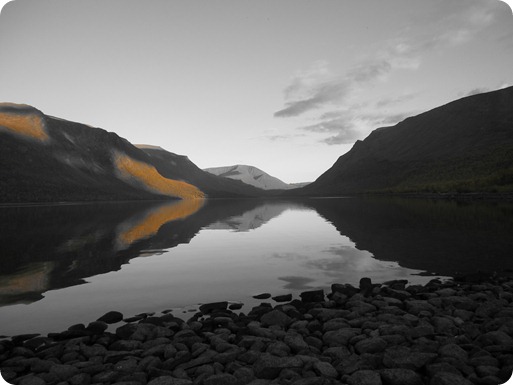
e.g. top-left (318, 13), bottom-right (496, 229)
top-left (1, 197), bottom-right (512, 336)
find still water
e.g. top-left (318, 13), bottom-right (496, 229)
top-left (1, 197), bottom-right (513, 336)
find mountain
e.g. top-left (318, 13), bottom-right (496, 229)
top-left (300, 86), bottom-right (513, 196)
top-left (0, 103), bottom-right (204, 203)
top-left (204, 164), bottom-right (295, 190)
top-left (289, 182), bottom-right (311, 189)
top-left (137, 147), bottom-right (267, 197)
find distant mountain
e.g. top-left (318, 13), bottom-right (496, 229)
top-left (0, 103), bottom-right (204, 202)
top-left (204, 164), bottom-right (296, 190)
top-left (289, 182), bottom-right (311, 189)
top-left (137, 147), bottom-right (267, 198)
top-left (300, 86), bottom-right (513, 196)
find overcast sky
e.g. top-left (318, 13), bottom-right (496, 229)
top-left (1, 0), bottom-right (512, 183)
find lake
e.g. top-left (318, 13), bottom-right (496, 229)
top-left (1, 197), bottom-right (513, 336)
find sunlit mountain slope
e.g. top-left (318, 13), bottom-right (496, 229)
top-left (138, 146), bottom-right (267, 198)
top-left (0, 103), bottom-right (49, 142)
top-left (0, 103), bottom-right (204, 202)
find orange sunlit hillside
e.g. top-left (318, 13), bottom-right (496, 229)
top-left (116, 199), bottom-right (205, 248)
top-left (115, 153), bottom-right (205, 199)
top-left (0, 105), bottom-right (49, 142)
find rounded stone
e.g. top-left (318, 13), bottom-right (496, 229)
top-left (97, 310), bottom-right (124, 324)
top-left (355, 338), bottom-right (387, 354)
top-left (430, 372), bottom-right (473, 385)
top-left (380, 368), bottom-right (423, 385)
top-left (19, 376), bottom-right (46, 385)
top-left (260, 309), bottom-right (292, 328)
top-left (348, 370), bottom-right (383, 385)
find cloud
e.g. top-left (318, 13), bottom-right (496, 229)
top-left (420, 0), bottom-right (498, 48)
top-left (263, 133), bottom-right (306, 141)
top-left (359, 111), bottom-right (412, 126)
top-left (274, 60), bottom-right (396, 118)
top-left (300, 116), bottom-right (361, 145)
top-left (465, 87), bottom-right (490, 96)
top-left (322, 109), bottom-right (413, 145)
top-left (273, 0), bottom-right (502, 145)
top-left (321, 133), bottom-right (358, 146)
top-left (312, 111), bottom-right (411, 146)
top-left (375, 93), bottom-right (418, 108)
top-left (274, 79), bottom-right (351, 118)
top-left (347, 60), bottom-right (392, 83)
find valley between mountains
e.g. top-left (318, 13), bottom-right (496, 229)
top-left (1, 86), bottom-right (512, 203)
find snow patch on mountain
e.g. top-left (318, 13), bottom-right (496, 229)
top-left (203, 164), bottom-right (295, 190)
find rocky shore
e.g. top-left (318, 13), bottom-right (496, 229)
top-left (1, 275), bottom-right (513, 385)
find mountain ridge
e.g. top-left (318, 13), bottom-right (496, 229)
top-left (297, 86), bottom-right (513, 196)
top-left (0, 104), bottom-right (207, 202)
top-left (2, 86), bottom-right (512, 203)
top-left (138, 149), bottom-right (267, 198)
top-left (204, 164), bottom-right (298, 190)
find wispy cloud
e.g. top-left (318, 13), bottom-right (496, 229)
top-left (274, 79), bottom-right (351, 118)
top-left (274, 59), bottom-right (396, 119)
top-left (465, 87), bottom-right (490, 96)
top-left (347, 60), bottom-right (392, 83)
top-left (300, 117), bottom-right (360, 145)
top-left (297, 108), bottom-right (413, 146)
top-left (273, 0), bottom-right (503, 146)
top-left (264, 133), bottom-right (306, 141)
top-left (375, 93), bottom-right (419, 108)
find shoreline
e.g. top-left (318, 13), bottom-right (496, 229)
top-left (1, 274), bottom-right (513, 385)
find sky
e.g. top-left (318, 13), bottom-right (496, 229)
top-left (0, 0), bottom-right (512, 183)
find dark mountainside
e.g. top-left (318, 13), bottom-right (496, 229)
top-left (298, 86), bottom-right (513, 196)
top-left (139, 147), bottom-right (266, 198)
top-left (0, 104), bottom-right (263, 203)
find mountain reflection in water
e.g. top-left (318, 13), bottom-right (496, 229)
top-left (116, 199), bottom-right (205, 249)
top-left (1, 197), bottom-right (513, 335)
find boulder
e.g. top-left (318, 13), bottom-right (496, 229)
top-left (253, 293), bottom-right (272, 300)
top-left (253, 353), bottom-right (303, 379)
top-left (313, 361), bottom-right (338, 378)
top-left (203, 373), bottom-right (239, 385)
top-left (348, 370), bottom-right (383, 385)
top-left (284, 333), bottom-right (309, 353)
top-left (332, 283), bottom-right (359, 297)
top-left (272, 294), bottom-right (293, 302)
top-left (199, 302), bottom-right (228, 315)
top-left (97, 310), bottom-right (124, 324)
top-left (355, 338), bottom-right (387, 354)
top-left (300, 290), bottom-right (325, 303)
top-left (430, 372), bottom-right (473, 385)
top-left (383, 346), bottom-right (436, 370)
top-left (147, 376), bottom-right (193, 385)
top-left (260, 309), bottom-right (292, 328)
top-left (380, 368), bottom-right (423, 385)
top-left (323, 328), bottom-right (361, 347)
